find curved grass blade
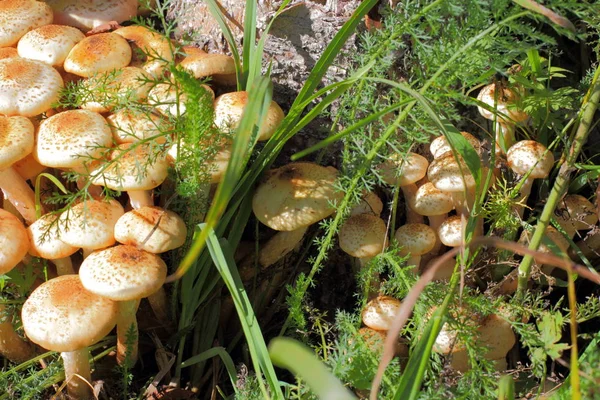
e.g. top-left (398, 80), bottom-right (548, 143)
top-left (34, 172), bottom-right (69, 219)
top-left (511, 0), bottom-right (575, 32)
top-left (181, 347), bottom-right (238, 394)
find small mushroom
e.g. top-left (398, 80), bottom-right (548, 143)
top-left (361, 296), bottom-right (402, 331)
top-left (394, 223), bottom-right (436, 270)
top-left (410, 182), bottom-right (454, 255)
top-left (339, 214), bottom-right (388, 261)
top-left (429, 132), bottom-right (481, 160)
top-left (27, 214), bottom-right (78, 275)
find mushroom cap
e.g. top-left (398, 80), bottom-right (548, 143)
top-left (0, 116), bottom-right (34, 169)
top-left (350, 191), bottom-right (384, 216)
top-left (361, 296), bottom-right (402, 331)
top-left (506, 140), bottom-right (554, 179)
top-left (27, 214), bottom-right (79, 260)
top-left (252, 162), bottom-right (343, 231)
top-left (259, 226), bottom-right (308, 268)
top-left (438, 216), bottom-right (463, 247)
top-left (107, 108), bottom-right (170, 144)
top-left (46, 0), bottom-right (138, 31)
top-left (63, 33), bottom-right (132, 78)
top-left (0, 47), bottom-right (20, 60)
top-left (17, 25), bottom-right (85, 67)
top-left (214, 91), bottom-right (284, 141)
top-left (58, 199), bottom-right (124, 250)
top-left (423, 256), bottom-right (456, 281)
top-left (519, 226), bottom-right (569, 256)
top-left (428, 152), bottom-right (477, 192)
top-left (477, 83), bottom-right (528, 123)
top-left (429, 132), bottom-right (481, 160)
top-left (114, 206), bottom-right (187, 253)
top-left (91, 142), bottom-right (169, 191)
top-left (148, 82), bottom-right (214, 117)
top-left (113, 25), bottom-right (174, 78)
top-left (79, 245), bottom-right (167, 301)
top-left (478, 314), bottom-right (516, 360)
top-left (0, 209), bottom-right (29, 274)
top-left (394, 223), bottom-right (436, 256)
top-left (554, 194), bottom-right (598, 234)
top-left (356, 327), bottom-right (409, 357)
top-left (167, 135), bottom-right (231, 184)
top-left (21, 274), bottom-right (119, 352)
top-left (35, 110), bottom-right (113, 169)
top-left (339, 214), bottom-right (388, 258)
top-left (431, 306), bottom-right (479, 355)
top-left (379, 152), bottom-right (428, 186)
top-left (411, 182), bottom-right (454, 216)
top-left (0, 0), bottom-right (53, 48)
top-left (180, 53), bottom-right (237, 85)
top-left (0, 58), bottom-right (64, 117)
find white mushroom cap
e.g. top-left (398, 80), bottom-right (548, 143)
top-left (361, 296), bottom-right (402, 331)
top-left (27, 214), bottom-right (79, 260)
top-left (0, 0), bottom-right (53, 48)
top-left (21, 274), bottom-right (119, 352)
top-left (79, 245), bottom-right (167, 301)
top-left (0, 116), bottom-right (34, 169)
top-left (114, 206), bottom-right (187, 253)
top-left (47, 0), bottom-right (138, 31)
top-left (63, 33), bottom-right (132, 78)
top-left (113, 25), bottom-right (174, 78)
top-left (394, 223), bottom-right (436, 256)
top-left (411, 182), bottom-right (454, 216)
top-left (252, 162), bottom-right (343, 231)
top-left (17, 25), bottom-right (85, 67)
top-left (0, 58), bottom-right (64, 117)
top-left (259, 226), bottom-right (308, 268)
top-left (554, 194), bottom-right (598, 235)
top-left (107, 108), bottom-right (171, 144)
top-left (58, 199), bottom-right (124, 250)
top-left (506, 140), bottom-right (554, 179)
top-left (339, 214), bottom-right (388, 258)
top-left (379, 152), bottom-right (428, 186)
top-left (430, 132), bottom-right (480, 159)
top-left (438, 216), bottom-right (463, 247)
top-left (148, 82), bottom-right (214, 117)
top-left (428, 152), bottom-right (477, 192)
top-left (214, 91), bottom-right (284, 141)
top-left (0, 208), bottom-right (29, 274)
top-left (477, 83), bottom-right (528, 123)
top-left (35, 110), bottom-right (113, 169)
top-left (179, 53), bottom-right (237, 85)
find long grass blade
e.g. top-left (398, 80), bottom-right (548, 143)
top-left (181, 347), bottom-right (239, 393)
top-left (241, 0), bottom-right (258, 89)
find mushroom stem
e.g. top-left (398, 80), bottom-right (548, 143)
top-left (53, 257), bottom-right (74, 275)
top-left (407, 255), bottom-right (422, 271)
top-left (428, 214), bottom-right (446, 255)
top-left (147, 288), bottom-right (169, 323)
top-left (61, 348), bottom-right (93, 399)
top-left (128, 190), bottom-right (153, 209)
top-left (0, 167), bottom-right (37, 224)
top-left (401, 184), bottom-right (423, 223)
top-left (116, 299), bottom-right (140, 367)
top-left (0, 304), bottom-right (34, 364)
top-left (515, 177), bottom-right (534, 218)
top-left (82, 248), bottom-right (94, 259)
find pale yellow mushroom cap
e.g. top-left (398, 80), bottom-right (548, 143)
top-left (63, 33), bottom-right (132, 78)
top-left (428, 152), bottom-right (477, 192)
top-left (35, 110), bottom-right (113, 169)
top-left (357, 327), bottom-right (409, 358)
top-left (394, 223), bottom-right (436, 256)
top-left (478, 314), bottom-right (516, 360)
top-left (0, 47), bottom-right (20, 60)
top-left (114, 206), bottom-right (187, 254)
top-left (22, 274), bottom-right (119, 352)
top-left (214, 91), bottom-right (285, 141)
top-left (252, 162), bottom-right (343, 231)
top-left (438, 216), bottom-right (463, 247)
top-left (379, 152), bottom-right (428, 186)
top-left (506, 140), bottom-right (554, 179)
top-left (17, 25), bottom-right (85, 67)
top-left (519, 225), bottom-right (569, 256)
top-left (79, 245), bottom-right (167, 301)
top-left (259, 226), bottom-right (308, 268)
top-left (180, 53), bottom-right (237, 85)
top-left (411, 182), bottom-right (454, 216)
top-left (477, 83), bottom-right (528, 123)
top-left (554, 194), bottom-right (598, 234)
top-left (27, 214), bottom-right (79, 260)
top-left (167, 135), bottom-right (231, 184)
top-left (430, 132), bottom-right (481, 159)
top-left (350, 191), bottom-right (384, 216)
top-left (0, 58), bottom-right (63, 117)
top-left (0, 116), bottom-right (34, 169)
top-left (47, 0), bottom-right (138, 31)
top-left (113, 25), bottom-right (174, 78)
top-left (58, 199), bottom-right (124, 250)
top-left (0, 209), bottom-right (30, 274)
top-left (148, 82), bottom-right (214, 117)
top-left (0, 0), bottom-right (53, 48)
top-left (107, 108), bottom-right (171, 144)
top-left (361, 296), bottom-right (402, 331)
top-left (339, 214), bottom-right (388, 258)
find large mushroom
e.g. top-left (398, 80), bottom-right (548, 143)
top-left (46, 0), bottom-right (138, 31)
top-left (0, 0), bottom-right (53, 48)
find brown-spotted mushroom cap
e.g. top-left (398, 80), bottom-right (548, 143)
top-left (0, 208), bottom-right (29, 274)
top-left (0, 0), bottom-right (53, 48)
top-left (430, 132), bottom-right (481, 160)
top-left (34, 110), bottom-right (113, 170)
top-left (554, 194), bottom-right (598, 237)
top-left (27, 214), bottom-right (78, 260)
top-left (114, 206), bottom-right (187, 253)
top-left (79, 245), bottom-right (167, 301)
top-left (438, 215), bottom-right (463, 247)
top-left (22, 274), bottom-right (119, 352)
top-left (46, 0), bottom-right (138, 31)
top-left (379, 152), bottom-right (428, 186)
top-left (0, 47), bottom-right (20, 60)
top-left (411, 182), bottom-right (454, 216)
top-left (428, 152), bottom-right (477, 193)
top-left (180, 53), bottom-right (237, 86)
top-left (394, 223), bottom-right (436, 257)
top-left (0, 58), bottom-right (64, 117)
top-left (63, 33), bottom-right (132, 78)
top-left (0, 116), bottom-right (34, 169)
top-left (107, 108), bottom-right (170, 144)
top-left (17, 25), bottom-right (85, 67)
top-left (339, 214), bottom-right (388, 258)
top-left (252, 162), bottom-right (343, 231)
top-left (214, 91), bottom-right (284, 141)
top-left (113, 25), bottom-right (174, 78)
top-left (506, 140), bottom-right (554, 179)
top-left (148, 82), bottom-right (214, 117)
top-left (350, 191), bottom-right (384, 216)
top-left (477, 82), bottom-right (528, 123)
top-left (361, 296), bottom-right (402, 331)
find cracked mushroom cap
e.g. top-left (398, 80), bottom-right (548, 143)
top-left (114, 206), bottom-right (187, 253)
top-left (0, 209), bottom-right (30, 274)
top-left (79, 245), bottom-right (167, 301)
top-left (214, 91), bottom-right (285, 141)
top-left (380, 152), bottom-right (428, 186)
top-left (180, 53), bottom-right (237, 86)
top-left (113, 25), bottom-right (174, 78)
top-left (21, 274), bottom-right (119, 352)
top-left (27, 214), bottom-right (79, 260)
top-left (35, 110), bottom-right (113, 169)
top-left (0, 116), bottom-right (34, 169)
top-left (554, 194), bottom-right (598, 234)
top-left (0, 0), bottom-right (53, 48)
top-left (411, 182), bottom-right (454, 216)
top-left (361, 296), bottom-right (402, 331)
top-left (429, 132), bottom-right (481, 159)
top-left (58, 199), bottom-right (124, 250)
top-left (252, 162), bottom-right (343, 231)
top-left (477, 82), bottom-right (528, 123)
top-left (394, 223), bottom-right (436, 257)
top-left (339, 214), bottom-right (388, 258)
top-left (107, 108), bottom-right (171, 144)
top-left (63, 33), bottom-right (132, 78)
top-left (47, 0), bottom-right (138, 31)
top-left (0, 58), bottom-right (64, 117)
top-left (506, 140), bottom-right (554, 179)
top-left (17, 25), bottom-right (85, 67)
top-left (438, 215), bottom-right (463, 247)
top-left (350, 191), bottom-right (383, 216)
top-left (428, 152), bottom-right (477, 192)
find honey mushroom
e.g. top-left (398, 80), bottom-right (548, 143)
top-left (113, 25), bottom-right (174, 78)
top-left (27, 213), bottom-right (78, 275)
top-left (179, 51), bottom-right (237, 86)
top-left (17, 25), bottom-right (85, 68)
top-left (63, 32), bottom-right (132, 78)
top-left (0, 0), bottom-right (53, 48)
top-left (46, 0), bottom-right (138, 31)
top-left (394, 223), bottom-right (436, 271)
top-left (339, 214), bottom-right (388, 267)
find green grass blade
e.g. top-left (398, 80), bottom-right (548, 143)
top-left (181, 347), bottom-right (238, 393)
top-left (498, 375), bottom-right (515, 400)
top-left (242, 0), bottom-right (258, 89)
top-left (204, 226), bottom-right (283, 399)
top-left (269, 337), bottom-right (357, 400)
